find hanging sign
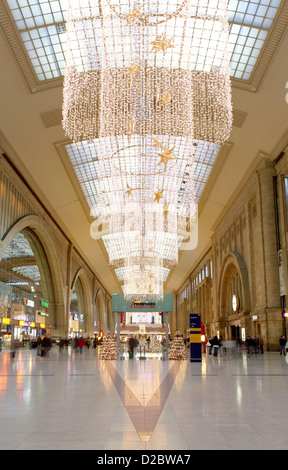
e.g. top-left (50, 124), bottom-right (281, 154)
top-left (112, 294), bottom-right (174, 312)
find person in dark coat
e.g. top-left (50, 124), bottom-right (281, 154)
top-left (41, 335), bottom-right (52, 359)
top-left (211, 336), bottom-right (220, 357)
top-left (280, 335), bottom-right (287, 356)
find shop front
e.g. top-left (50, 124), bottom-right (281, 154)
top-left (69, 278), bottom-right (86, 337)
top-left (0, 229), bottom-right (56, 346)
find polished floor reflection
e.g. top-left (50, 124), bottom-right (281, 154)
top-left (0, 347), bottom-right (288, 450)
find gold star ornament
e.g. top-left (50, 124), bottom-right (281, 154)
top-left (157, 146), bottom-right (175, 170)
top-left (126, 6), bottom-right (144, 25)
top-left (151, 33), bottom-right (174, 53)
top-left (154, 189), bottom-right (164, 203)
top-left (126, 184), bottom-right (132, 196)
top-left (161, 91), bottom-right (172, 106)
top-left (152, 137), bottom-right (164, 149)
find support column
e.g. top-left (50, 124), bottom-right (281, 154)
top-left (258, 159), bottom-right (282, 350)
top-left (116, 311), bottom-right (121, 360)
top-left (258, 160), bottom-right (280, 308)
top-left (65, 243), bottom-right (73, 337)
top-left (165, 311), bottom-right (169, 361)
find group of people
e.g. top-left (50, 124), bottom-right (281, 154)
top-left (70, 336), bottom-right (92, 353)
top-left (207, 336), bottom-right (222, 357)
top-left (36, 335), bottom-right (52, 358)
top-left (245, 335), bottom-right (264, 354)
top-left (207, 334), bottom-right (265, 356)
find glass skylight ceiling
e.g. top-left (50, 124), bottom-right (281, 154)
top-left (2, 232), bottom-right (34, 259)
top-left (65, 138), bottom-right (221, 209)
top-left (5, 0), bottom-right (282, 82)
top-left (12, 265), bottom-right (41, 281)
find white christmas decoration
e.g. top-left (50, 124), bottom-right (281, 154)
top-left (62, 0), bottom-right (232, 300)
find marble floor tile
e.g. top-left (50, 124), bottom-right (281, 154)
top-left (0, 348), bottom-right (288, 450)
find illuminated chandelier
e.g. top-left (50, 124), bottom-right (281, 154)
top-left (62, 0), bottom-right (232, 300)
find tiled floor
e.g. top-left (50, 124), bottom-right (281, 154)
top-left (0, 347), bottom-right (288, 450)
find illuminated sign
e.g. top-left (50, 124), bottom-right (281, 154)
top-left (131, 297), bottom-right (156, 309)
top-left (41, 300), bottom-right (49, 308)
top-left (232, 295), bottom-right (240, 313)
top-left (40, 312), bottom-right (49, 317)
top-left (112, 294), bottom-right (174, 312)
top-left (24, 298), bottom-right (35, 308)
top-left (19, 321), bottom-right (25, 326)
top-left (2, 318), bottom-right (10, 325)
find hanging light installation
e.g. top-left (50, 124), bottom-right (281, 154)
top-left (62, 0), bottom-right (232, 300)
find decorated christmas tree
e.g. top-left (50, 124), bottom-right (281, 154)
top-left (99, 330), bottom-right (117, 360)
top-left (169, 331), bottom-right (187, 360)
top-left (149, 335), bottom-right (160, 353)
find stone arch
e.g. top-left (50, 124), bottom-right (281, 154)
top-left (71, 268), bottom-right (93, 335)
top-left (94, 288), bottom-right (107, 331)
top-left (218, 251), bottom-right (251, 321)
top-left (0, 215), bottom-right (65, 333)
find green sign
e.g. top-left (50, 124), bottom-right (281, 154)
top-left (112, 294), bottom-right (174, 312)
top-left (41, 300), bottom-right (49, 308)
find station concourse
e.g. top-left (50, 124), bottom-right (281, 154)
top-left (0, 0), bottom-right (288, 451)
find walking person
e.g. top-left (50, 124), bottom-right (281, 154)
top-left (208, 337), bottom-right (213, 356)
top-left (10, 338), bottom-right (20, 359)
top-left (36, 336), bottom-right (42, 356)
top-left (128, 336), bottom-right (138, 359)
top-left (258, 335), bottom-right (264, 354)
top-left (219, 336), bottom-right (224, 356)
top-left (41, 335), bottom-right (52, 359)
top-left (77, 337), bottom-right (86, 354)
top-left (71, 337), bottom-right (78, 352)
top-left (279, 335), bottom-right (287, 356)
top-left (211, 335), bottom-right (220, 357)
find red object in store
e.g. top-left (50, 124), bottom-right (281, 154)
top-left (201, 322), bottom-right (207, 353)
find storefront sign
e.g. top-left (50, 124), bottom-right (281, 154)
top-left (24, 298), bottom-right (35, 308)
top-left (41, 300), bottom-right (49, 308)
top-left (2, 318), bottom-right (10, 325)
top-left (112, 294), bottom-right (174, 312)
top-left (39, 312), bottom-right (49, 317)
top-left (252, 315), bottom-right (259, 321)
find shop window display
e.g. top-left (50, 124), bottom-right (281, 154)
top-left (0, 229), bottom-right (55, 347)
top-left (69, 278), bottom-right (86, 337)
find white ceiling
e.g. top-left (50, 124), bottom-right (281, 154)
top-left (0, 0), bottom-right (288, 296)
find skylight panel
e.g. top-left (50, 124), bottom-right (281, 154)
top-left (65, 137), bottom-right (221, 211)
top-left (2, 232), bottom-right (34, 259)
top-left (4, 0), bottom-right (283, 83)
top-left (227, 0), bottom-right (281, 79)
top-left (12, 265), bottom-right (41, 282)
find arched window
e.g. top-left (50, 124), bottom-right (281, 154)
top-left (229, 271), bottom-right (243, 315)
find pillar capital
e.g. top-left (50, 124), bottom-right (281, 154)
top-left (258, 157), bottom-right (276, 175)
